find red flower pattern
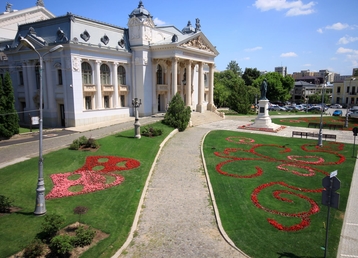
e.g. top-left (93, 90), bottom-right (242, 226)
top-left (213, 136), bottom-right (345, 232)
top-left (46, 156), bottom-right (140, 199)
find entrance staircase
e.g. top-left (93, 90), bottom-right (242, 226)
top-left (190, 111), bottom-right (224, 127)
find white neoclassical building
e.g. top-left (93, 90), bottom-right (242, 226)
top-left (2, 1), bottom-right (219, 128)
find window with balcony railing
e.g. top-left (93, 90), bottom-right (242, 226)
top-left (82, 62), bottom-right (93, 84)
top-left (118, 65), bottom-right (126, 85)
top-left (100, 64), bottom-right (110, 85)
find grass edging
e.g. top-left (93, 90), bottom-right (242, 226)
top-left (111, 128), bottom-right (179, 257)
top-left (200, 131), bottom-right (250, 257)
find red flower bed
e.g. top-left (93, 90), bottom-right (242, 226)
top-left (46, 156), bottom-right (140, 199)
top-left (213, 136), bottom-right (345, 232)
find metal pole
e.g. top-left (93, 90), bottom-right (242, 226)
top-left (345, 105), bottom-right (349, 128)
top-left (324, 178), bottom-right (333, 258)
top-left (34, 55), bottom-right (46, 215)
top-left (317, 86), bottom-right (325, 147)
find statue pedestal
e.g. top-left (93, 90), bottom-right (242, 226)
top-left (247, 100), bottom-right (281, 131)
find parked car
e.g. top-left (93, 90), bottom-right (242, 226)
top-left (349, 110), bottom-right (358, 118)
top-left (331, 104), bottom-right (342, 109)
top-left (332, 110), bottom-right (343, 116)
top-left (307, 106), bottom-right (321, 112)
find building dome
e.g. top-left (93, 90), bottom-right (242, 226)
top-left (182, 21), bottom-right (195, 34)
top-left (129, 1), bottom-right (151, 19)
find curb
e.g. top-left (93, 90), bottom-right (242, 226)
top-left (200, 131), bottom-right (251, 257)
top-left (111, 128), bottom-right (179, 258)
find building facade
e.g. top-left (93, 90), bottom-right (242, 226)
top-left (2, 1), bottom-right (218, 128)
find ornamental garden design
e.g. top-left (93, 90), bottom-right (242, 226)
top-left (213, 136), bottom-right (345, 232)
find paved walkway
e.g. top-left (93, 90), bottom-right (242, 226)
top-left (1, 115), bottom-right (357, 257)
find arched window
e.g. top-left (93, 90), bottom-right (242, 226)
top-left (157, 64), bottom-right (163, 84)
top-left (100, 64), bottom-right (110, 85)
top-left (81, 62), bottom-right (92, 84)
top-left (118, 65), bottom-right (126, 85)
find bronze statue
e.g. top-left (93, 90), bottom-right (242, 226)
top-left (260, 78), bottom-right (268, 100)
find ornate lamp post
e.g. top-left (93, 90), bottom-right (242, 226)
top-left (20, 38), bottom-right (63, 215)
top-left (317, 73), bottom-right (331, 147)
top-left (132, 98), bottom-right (142, 139)
top-left (345, 78), bottom-right (356, 128)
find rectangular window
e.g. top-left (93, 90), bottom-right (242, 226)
top-left (353, 87), bottom-right (356, 95)
top-left (120, 95), bottom-right (125, 107)
top-left (104, 96), bottom-right (110, 108)
top-left (85, 96), bottom-right (92, 110)
top-left (57, 69), bottom-right (63, 85)
top-left (19, 71), bottom-right (24, 85)
top-left (347, 87), bottom-right (350, 93)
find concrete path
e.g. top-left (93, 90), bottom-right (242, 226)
top-left (119, 126), bottom-right (246, 257)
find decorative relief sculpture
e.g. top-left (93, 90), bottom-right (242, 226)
top-left (181, 36), bottom-right (213, 53)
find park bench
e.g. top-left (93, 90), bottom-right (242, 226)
top-left (292, 131), bottom-right (336, 141)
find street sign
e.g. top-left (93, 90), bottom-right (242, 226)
top-left (31, 116), bottom-right (39, 125)
top-left (330, 170), bottom-right (337, 178)
top-left (322, 176), bottom-right (341, 209)
top-left (322, 176), bottom-right (341, 192)
top-left (353, 127), bottom-right (358, 136)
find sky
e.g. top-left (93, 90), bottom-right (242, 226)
top-left (5, 0), bottom-right (358, 75)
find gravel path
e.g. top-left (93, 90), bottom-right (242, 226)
top-left (121, 126), bottom-right (246, 258)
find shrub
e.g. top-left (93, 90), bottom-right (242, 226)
top-left (162, 93), bottom-right (191, 132)
top-left (49, 235), bottom-right (74, 256)
top-left (69, 139), bottom-right (80, 150)
top-left (72, 226), bottom-right (96, 247)
top-left (23, 238), bottom-right (45, 258)
top-left (69, 136), bottom-right (99, 150)
top-left (0, 195), bottom-right (13, 213)
top-left (41, 214), bottom-right (65, 238)
top-left (141, 126), bottom-right (163, 137)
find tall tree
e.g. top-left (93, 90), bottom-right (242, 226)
top-left (252, 72), bottom-right (294, 102)
top-left (226, 60), bottom-right (243, 77)
top-left (0, 73), bottom-right (19, 138)
top-left (242, 68), bottom-right (261, 86)
top-left (214, 70), bottom-right (250, 113)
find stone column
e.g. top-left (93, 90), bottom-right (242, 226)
top-left (186, 60), bottom-right (192, 108)
top-left (179, 63), bottom-right (185, 100)
top-left (95, 60), bottom-right (102, 109)
top-left (196, 62), bottom-right (204, 112)
top-left (44, 59), bottom-right (56, 111)
top-left (207, 63), bottom-right (215, 111)
top-left (166, 59), bottom-right (171, 103)
top-left (152, 59), bottom-right (158, 113)
top-left (172, 57), bottom-right (178, 97)
top-left (112, 62), bottom-right (119, 108)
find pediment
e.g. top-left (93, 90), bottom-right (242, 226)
top-left (180, 34), bottom-right (218, 55)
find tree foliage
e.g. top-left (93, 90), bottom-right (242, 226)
top-left (308, 92), bottom-right (330, 104)
top-left (162, 93), bottom-right (191, 132)
top-left (226, 60), bottom-right (243, 77)
top-left (214, 70), bottom-right (251, 114)
top-left (252, 72), bottom-right (294, 102)
top-left (0, 73), bottom-right (19, 139)
top-left (242, 68), bottom-right (261, 86)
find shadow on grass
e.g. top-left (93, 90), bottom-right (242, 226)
top-left (115, 133), bottom-right (136, 139)
top-left (277, 252), bottom-right (323, 258)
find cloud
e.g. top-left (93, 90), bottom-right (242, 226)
top-left (153, 17), bottom-right (166, 26)
top-left (244, 46), bottom-right (262, 52)
top-left (253, 0), bottom-right (315, 16)
top-left (326, 22), bottom-right (349, 30)
top-left (303, 64), bottom-right (311, 67)
top-left (243, 57), bottom-right (251, 60)
top-left (336, 47), bottom-right (358, 54)
top-left (338, 35), bottom-right (358, 45)
top-left (280, 52), bottom-right (298, 57)
top-left (317, 28), bottom-right (323, 34)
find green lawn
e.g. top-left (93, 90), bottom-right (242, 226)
top-left (272, 116), bottom-right (358, 131)
top-left (203, 130), bottom-right (354, 258)
top-left (0, 122), bottom-right (173, 258)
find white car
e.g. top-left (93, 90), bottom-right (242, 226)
top-left (330, 104), bottom-right (342, 109)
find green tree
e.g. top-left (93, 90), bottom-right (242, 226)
top-left (214, 70), bottom-right (250, 114)
top-left (242, 68), bottom-right (261, 86)
top-left (0, 73), bottom-right (19, 139)
top-left (226, 60), bottom-right (243, 76)
top-left (162, 93), bottom-right (191, 132)
top-left (308, 93), bottom-right (330, 104)
top-left (213, 72), bottom-right (230, 107)
top-left (252, 72), bottom-right (293, 102)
